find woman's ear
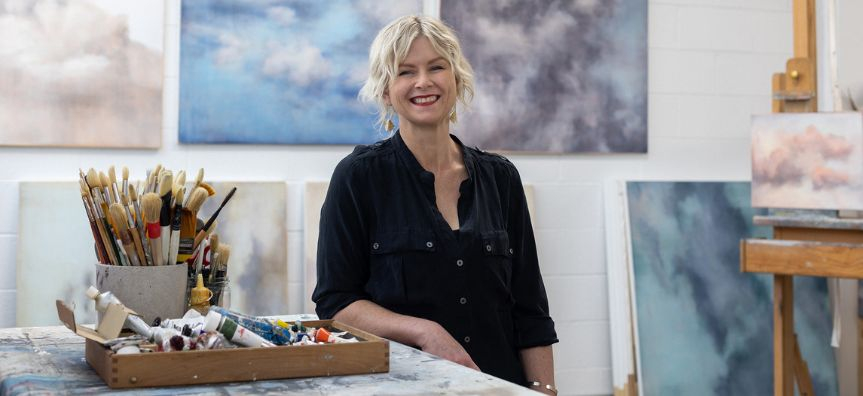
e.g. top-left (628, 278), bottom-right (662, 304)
top-left (383, 89), bottom-right (390, 106)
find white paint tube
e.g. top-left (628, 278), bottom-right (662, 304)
top-left (85, 286), bottom-right (152, 339)
top-left (203, 310), bottom-right (274, 348)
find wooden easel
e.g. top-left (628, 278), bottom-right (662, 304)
top-left (757, 0), bottom-right (817, 395)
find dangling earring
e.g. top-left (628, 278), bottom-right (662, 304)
top-left (449, 109), bottom-right (458, 123)
top-left (385, 118), bottom-right (395, 132)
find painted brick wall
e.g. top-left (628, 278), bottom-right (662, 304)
top-left (0, 0), bottom-right (792, 395)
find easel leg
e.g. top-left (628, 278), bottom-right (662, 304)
top-left (793, 333), bottom-right (814, 396)
top-left (775, 275), bottom-right (795, 396)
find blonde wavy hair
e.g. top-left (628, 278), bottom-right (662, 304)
top-left (359, 15), bottom-right (475, 131)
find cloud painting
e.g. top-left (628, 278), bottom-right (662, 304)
top-left (0, 0), bottom-right (163, 148)
top-left (627, 181), bottom-right (837, 395)
top-left (441, 1), bottom-right (647, 153)
top-left (179, 0), bottom-right (422, 144)
top-left (752, 113), bottom-right (863, 210)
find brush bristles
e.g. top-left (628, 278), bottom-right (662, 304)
top-left (159, 173), bottom-right (172, 197)
top-left (108, 166), bottom-right (117, 184)
top-left (79, 180), bottom-right (91, 197)
top-left (141, 193), bottom-right (162, 224)
top-left (122, 166), bottom-right (129, 181)
top-left (195, 168), bottom-right (204, 186)
top-left (99, 172), bottom-right (109, 189)
top-left (186, 187), bottom-right (208, 213)
top-left (215, 244), bottom-right (231, 270)
top-left (109, 203), bottom-right (128, 231)
top-left (129, 184), bottom-right (138, 202)
top-left (175, 187), bottom-right (186, 207)
top-left (86, 169), bottom-right (99, 188)
top-left (176, 170), bottom-right (186, 187)
top-left (209, 234), bottom-right (219, 254)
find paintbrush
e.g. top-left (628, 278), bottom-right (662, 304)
top-left (184, 168), bottom-right (205, 206)
top-left (129, 184), bottom-right (152, 265)
top-left (100, 171), bottom-right (114, 205)
top-left (120, 192), bottom-right (147, 266)
top-left (168, 191), bottom-right (183, 265)
top-left (178, 187), bottom-right (209, 264)
top-left (109, 203), bottom-right (138, 266)
top-left (142, 192), bottom-right (164, 266)
top-left (121, 166), bottom-right (129, 198)
top-left (173, 170), bottom-right (186, 207)
top-left (158, 172), bottom-right (173, 263)
top-left (211, 244), bottom-right (230, 304)
top-left (207, 233), bottom-right (219, 283)
top-left (79, 180), bottom-right (108, 264)
top-left (87, 169), bottom-right (122, 265)
top-left (109, 166), bottom-right (122, 204)
top-left (193, 186), bottom-right (236, 249)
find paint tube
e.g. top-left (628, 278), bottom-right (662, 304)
top-left (158, 316), bottom-right (207, 337)
top-left (203, 310), bottom-right (274, 348)
top-left (85, 286), bottom-right (153, 339)
top-left (315, 327), bottom-right (358, 344)
top-left (208, 306), bottom-right (290, 345)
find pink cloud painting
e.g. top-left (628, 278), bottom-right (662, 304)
top-left (751, 113), bottom-right (863, 210)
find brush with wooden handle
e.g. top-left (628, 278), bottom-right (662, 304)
top-left (79, 180), bottom-right (108, 264)
top-left (142, 192), bottom-right (164, 266)
top-left (109, 166), bottom-right (121, 204)
top-left (121, 166), bottom-right (129, 198)
top-left (110, 203), bottom-right (139, 266)
top-left (193, 187), bottom-right (236, 249)
top-left (120, 193), bottom-right (147, 266)
top-left (100, 171), bottom-right (114, 205)
top-left (129, 184), bottom-right (153, 265)
top-left (87, 169), bottom-right (122, 265)
top-left (179, 187), bottom-right (209, 264)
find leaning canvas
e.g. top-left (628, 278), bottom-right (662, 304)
top-left (0, 1), bottom-right (163, 148)
top-left (627, 181), bottom-right (837, 395)
top-left (441, 1), bottom-right (647, 153)
top-left (178, 0), bottom-right (421, 144)
top-left (751, 112), bottom-right (863, 210)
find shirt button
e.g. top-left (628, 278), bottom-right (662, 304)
top-left (459, 297), bottom-right (467, 305)
top-left (456, 259), bottom-right (464, 267)
top-left (426, 241), bottom-right (434, 248)
top-left (464, 336), bottom-right (471, 343)
top-left (372, 242), bottom-right (380, 250)
top-left (485, 244), bottom-right (492, 252)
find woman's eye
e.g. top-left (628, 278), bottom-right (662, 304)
top-left (431, 65), bottom-right (445, 71)
top-left (398, 70), bottom-right (414, 76)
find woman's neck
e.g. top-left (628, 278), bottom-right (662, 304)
top-left (400, 124), bottom-right (461, 174)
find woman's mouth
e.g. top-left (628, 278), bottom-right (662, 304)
top-left (410, 95), bottom-right (439, 106)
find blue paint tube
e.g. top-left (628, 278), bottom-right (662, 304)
top-left (208, 306), bottom-right (291, 345)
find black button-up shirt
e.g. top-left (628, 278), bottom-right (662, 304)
top-left (313, 131), bottom-right (557, 385)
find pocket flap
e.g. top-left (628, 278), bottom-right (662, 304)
top-left (371, 230), bottom-right (437, 254)
top-left (481, 231), bottom-right (512, 257)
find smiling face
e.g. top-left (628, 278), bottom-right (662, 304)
top-left (384, 36), bottom-right (457, 133)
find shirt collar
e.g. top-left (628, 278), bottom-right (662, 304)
top-left (393, 130), bottom-right (476, 184)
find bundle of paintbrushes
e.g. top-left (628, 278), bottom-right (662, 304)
top-left (77, 166), bottom-right (237, 302)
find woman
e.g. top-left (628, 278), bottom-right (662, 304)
top-left (312, 15), bottom-right (558, 394)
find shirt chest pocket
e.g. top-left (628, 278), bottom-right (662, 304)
top-left (481, 231), bottom-right (514, 293)
top-left (367, 230), bottom-right (437, 308)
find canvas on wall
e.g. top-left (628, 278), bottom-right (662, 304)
top-left (0, 1), bottom-right (163, 148)
top-left (179, 0), bottom-right (422, 144)
top-left (752, 112), bottom-right (863, 210)
top-left (198, 182), bottom-right (288, 317)
top-left (627, 181), bottom-right (837, 395)
top-left (440, 1), bottom-right (647, 153)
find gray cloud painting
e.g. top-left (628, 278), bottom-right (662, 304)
top-left (0, 0), bottom-right (163, 148)
top-left (441, 1), bottom-right (647, 153)
top-left (627, 182), bottom-right (837, 395)
top-left (751, 113), bottom-right (863, 210)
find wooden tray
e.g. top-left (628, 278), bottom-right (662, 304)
top-left (85, 320), bottom-right (389, 389)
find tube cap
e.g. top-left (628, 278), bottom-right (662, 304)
top-left (85, 286), bottom-right (100, 300)
top-left (203, 310), bottom-right (222, 333)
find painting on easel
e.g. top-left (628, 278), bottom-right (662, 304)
top-left (751, 112), bottom-right (863, 210)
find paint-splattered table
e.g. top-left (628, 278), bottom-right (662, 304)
top-left (0, 320), bottom-right (536, 395)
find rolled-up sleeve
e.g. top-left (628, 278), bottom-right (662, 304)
top-left (506, 164), bottom-right (558, 349)
top-left (312, 155), bottom-right (371, 319)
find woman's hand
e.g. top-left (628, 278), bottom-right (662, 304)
top-left (415, 320), bottom-right (480, 370)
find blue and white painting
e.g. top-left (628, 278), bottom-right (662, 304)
top-left (441, 1), bottom-right (647, 153)
top-left (179, 1), bottom-right (422, 144)
top-left (627, 182), bottom-right (837, 395)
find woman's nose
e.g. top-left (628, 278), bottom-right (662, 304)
top-left (414, 72), bottom-right (432, 89)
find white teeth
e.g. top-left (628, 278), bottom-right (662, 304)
top-left (412, 96), bottom-right (437, 104)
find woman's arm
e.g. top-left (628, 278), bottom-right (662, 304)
top-left (520, 345), bottom-right (556, 395)
top-left (334, 299), bottom-right (480, 370)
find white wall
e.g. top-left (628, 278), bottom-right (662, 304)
top-left (0, 0), bottom-right (793, 395)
